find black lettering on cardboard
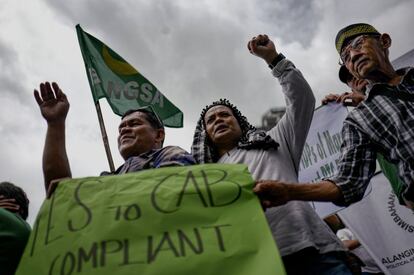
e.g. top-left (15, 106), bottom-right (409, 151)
top-left (100, 240), bottom-right (123, 267)
top-left (108, 204), bottom-right (141, 221)
top-left (177, 228), bottom-right (203, 256)
top-left (148, 232), bottom-right (180, 263)
top-left (77, 242), bottom-right (98, 272)
top-left (124, 204), bottom-right (141, 221)
top-left (201, 169), bottom-right (242, 207)
top-left (45, 193), bottom-right (63, 245)
top-left (68, 181), bottom-right (93, 232)
top-left (48, 254), bottom-right (60, 275)
top-left (61, 251), bottom-right (76, 275)
top-left (176, 171), bottom-right (208, 208)
top-left (120, 239), bottom-right (145, 266)
top-left (152, 171), bottom-right (209, 213)
top-left (151, 173), bottom-right (180, 213)
top-left (108, 205), bottom-right (122, 221)
top-left (202, 224), bottom-right (231, 252)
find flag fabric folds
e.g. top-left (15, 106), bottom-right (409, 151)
top-left (76, 24), bottom-right (183, 128)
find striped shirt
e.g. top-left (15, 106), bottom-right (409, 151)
top-left (331, 67), bottom-right (414, 205)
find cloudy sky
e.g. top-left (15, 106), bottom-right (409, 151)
top-left (1, 0), bottom-right (413, 224)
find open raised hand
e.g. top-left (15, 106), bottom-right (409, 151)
top-left (34, 82), bottom-right (69, 125)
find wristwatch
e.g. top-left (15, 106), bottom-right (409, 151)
top-left (268, 53), bottom-right (285, 69)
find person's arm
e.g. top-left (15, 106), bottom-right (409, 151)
top-left (248, 34), bottom-right (315, 171)
top-left (254, 118), bottom-right (377, 207)
top-left (329, 120), bottom-right (377, 205)
top-left (34, 82), bottom-right (72, 194)
top-left (253, 179), bottom-right (344, 208)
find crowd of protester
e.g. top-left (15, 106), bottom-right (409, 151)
top-left (2, 22), bottom-right (413, 275)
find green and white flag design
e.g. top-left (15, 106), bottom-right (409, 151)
top-left (76, 24), bottom-right (183, 128)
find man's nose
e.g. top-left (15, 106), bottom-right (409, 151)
top-left (119, 126), bottom-right (131, 135)
top-left (214, 116), bottom-right (225, 125)
top-left (350, 49), bottom-right (362, 64)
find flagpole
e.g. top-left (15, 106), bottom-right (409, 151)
top-left (95, 101), bottom-right (115, 172)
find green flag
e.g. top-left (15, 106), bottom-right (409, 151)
top-left (16, 164), bottom-right (285, 275)
top-left (76, 24), bottom-right (183, 128)
top-left (377, 154), bottom-right (405, 204)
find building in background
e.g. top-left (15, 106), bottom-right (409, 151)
top-left (256, 107), bottom-right (285, 131)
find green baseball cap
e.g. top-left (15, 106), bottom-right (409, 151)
top-left (335, 23), bottom-right (380, 54)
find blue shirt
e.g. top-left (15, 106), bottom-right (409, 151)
top-left (102, 146), bottom-right (196, 175)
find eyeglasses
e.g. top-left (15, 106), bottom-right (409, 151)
top-left (338, 35), bottom-right (379, 65)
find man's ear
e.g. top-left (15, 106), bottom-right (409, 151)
top-left (380, 33), bottom-right (392, 49)
top-left (155, 128), bottom-right (165, 147)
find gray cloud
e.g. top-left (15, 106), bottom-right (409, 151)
top-left (256, 0), bottom-right (321, 47)
top-left (0, 39), bottom-right (31, 105)
top-left (44, 0), bottom-right (286, 125)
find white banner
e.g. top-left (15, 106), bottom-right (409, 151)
top-left (339, 173), bottom-right (414, 275)
top-left (298, 103), bottom-right (348, 217)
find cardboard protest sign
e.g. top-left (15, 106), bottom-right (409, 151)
top-left (16, 164), bottom-right (285, 275)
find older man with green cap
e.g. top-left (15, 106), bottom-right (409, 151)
top-left (254, 23), bottom-right (414, 210)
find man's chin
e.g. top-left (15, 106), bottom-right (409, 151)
top-left (119, 147), bottom-right (133, 160)
top-left (356, 62), bottom-right (375, 79)
top-left (213, 134), bottom-right (240, 148)
top-left (213, 131), bottom-right (230, 141)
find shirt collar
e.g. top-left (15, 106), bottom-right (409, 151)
top-left (365, 67), bottom-right (414, 98)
